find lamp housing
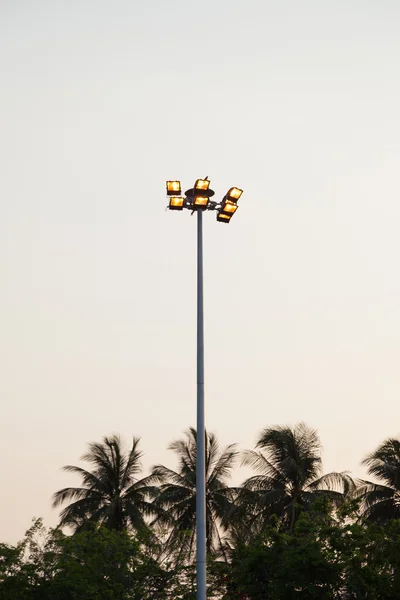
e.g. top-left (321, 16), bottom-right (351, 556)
top-left (169, 196), bottom-right (184, 211)
top-left (220, 200), bottom-right (238, 216)
top-left (226, 187), bottom-right (243, 202)
top-left (195, 179), bottom-right (210, 192)
top-left (193, 195), bottom-right (210, 208)
top-left (217, 212), bottom-right (232, 224)
top-left (166, 181), bottom-right (181, 196)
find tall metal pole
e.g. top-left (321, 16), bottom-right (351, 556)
top-left (196, 209), bottom-right (207, 600)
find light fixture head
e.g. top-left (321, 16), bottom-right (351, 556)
top-left (193, 195), bottom-right (209, 208)
top-left (184, 178), bottom-right (215, 202)
top-left (217, 212), bottom-right (232, 224)
top-left (166, 181), bottom-right (181, 196)
top-left (220, 200), bottom-right (238, 215)
top-left (226, 187), bottom-right (243, 202)
top-left (195, 179), bottom-right (210, 192)
top-left (169, 196), bottom-right (184, 211)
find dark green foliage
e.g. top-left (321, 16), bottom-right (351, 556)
top-left (239, 423), bottom-right (355, 533)
top-left (6, 506), bottom-right (400, 600)
top-left (149, 427), bottom-right (238, 562)
top-left (0, 518), bottom-right (61, 600)
top-left (0, 520), bottom-right (205, 600)
top-left (6, 425), bottom-right (400, 599)
top-left (356, 438), bottom-right (400, 522)
top-left (52, 435), bottom-right (156, 534)
top-left (226, 499), bottom-right (400, 600)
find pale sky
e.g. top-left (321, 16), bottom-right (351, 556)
top-left (1, 0), bottom-right (400, 543)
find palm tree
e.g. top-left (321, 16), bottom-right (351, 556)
top-left (53, 435), bottom-right (156, 533)
top-left (149, 428), bottom-right (238, 563)
top-left (240, 423), bottom-right (354, 531)
top-left (356, 437), bottom-right (400, 522)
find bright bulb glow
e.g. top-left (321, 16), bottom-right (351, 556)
top-left (169, 196), bottom-right (184, 208)
top-left (223, 201), bottom-right (238, 214)
top-left (228, 187), bottom-right (243, 201)
top-left (193, 196), bottom-right (208, 206)
top-left (195, 179), bottom-right (210, 191)
top-left (166, 181), bottom-right (181, 195)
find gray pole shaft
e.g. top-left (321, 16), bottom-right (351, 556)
top-left (196, 209), bottom-right (207, 600)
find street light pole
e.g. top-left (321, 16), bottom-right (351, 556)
top-left (165, 178), bottom-right (244, 600)
top-left (196, 209), bottom-right (207, 600)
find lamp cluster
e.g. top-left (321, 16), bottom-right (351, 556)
top-left (166, 177), bottom-right (243, 224)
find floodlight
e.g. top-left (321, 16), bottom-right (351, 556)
top-left (217, 212), bottom-right (232, 223)
top-left (226, 187), bottom-right (243, 202)
top-left (193, 195), bottom-right (209, 208)
top-left (220, 200), bottom-right (238, 216)
top-left (195, 179), bottom-right (210, 192)
top-left (166, 181), bottom-right (181, 196)
top-left (169, 196), bottom-right (184, 210)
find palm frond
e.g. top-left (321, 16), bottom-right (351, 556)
top-left (119, 436), bottom-right (143, 490)
top-left (256, 423), bottom-right (322, 484)
top-left (54, 434), bottom-right (150, 534)
top-left (241, 450), bottom-right (287, 484)
top-left (362, 438), bottom-right (400, 489)
top-left (58, 495), bottom-right (104, 529)
top-left (52, 486), bottom-right (101, 508)
top-left (153, 427), bottom-right (237, 563)
top-left (60, 465), bottom-right (106, 492)
top-left (308, 472), bottom-right (357, 495)
top-left (149, 464), bottom-right (191, 488)
top-left (208, 444), bottom-right (238, 483)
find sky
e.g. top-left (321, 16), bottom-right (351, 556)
top-left (1, 0), bottom-right (400, 543)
